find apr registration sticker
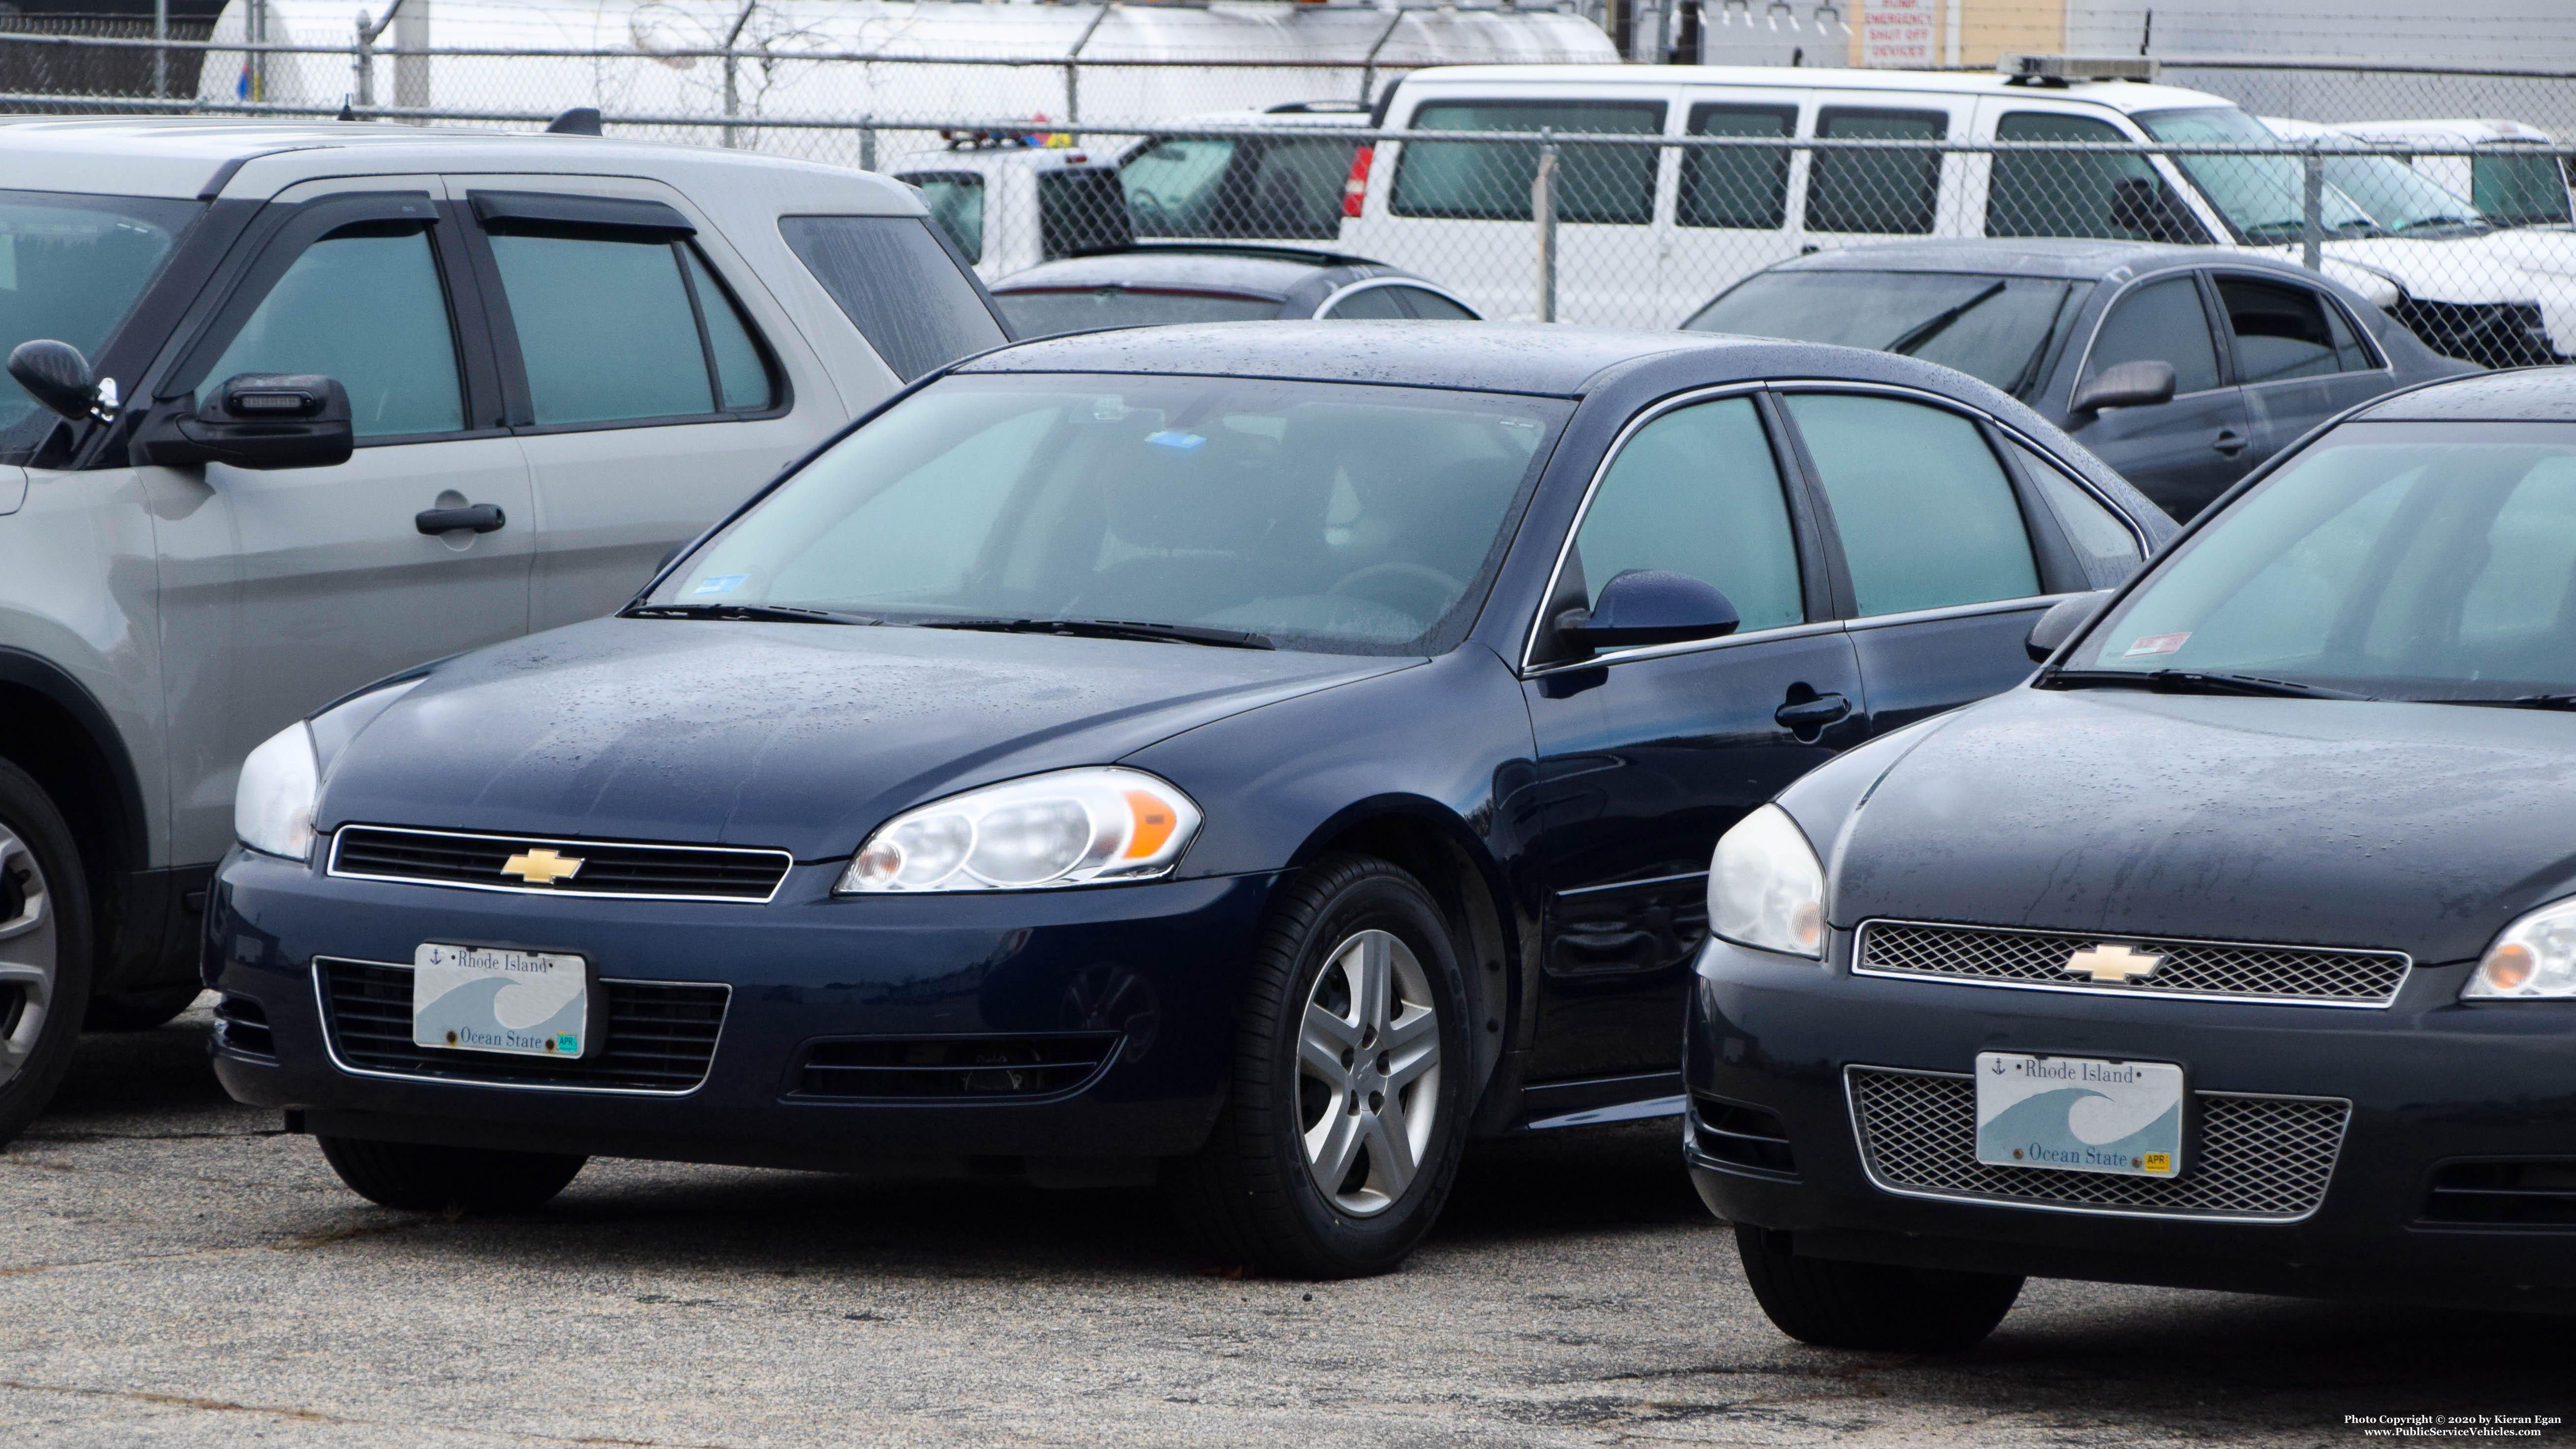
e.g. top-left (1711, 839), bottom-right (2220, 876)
top-left (1974, 1053), bottom-right (2183, 1177)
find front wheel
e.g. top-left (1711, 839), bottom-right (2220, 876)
top-left (0, 761), bottom-right (92, 1150)
top-left (1168, 853), bottom-right (1471, 1279)
top-left (1735, 1225), bottom-right (2022, 1352)
top-left (318, 1136), bottom-right (587, 1213)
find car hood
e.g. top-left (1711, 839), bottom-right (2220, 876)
top-left (316, 618), bottom-right (1416, 861)
top-left (2309, 231), bottom-right (2576, 352)
top-left (1820, 687), bottom-right (2576, 964)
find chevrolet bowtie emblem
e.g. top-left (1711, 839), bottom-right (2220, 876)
top-left (2064, 943), bottom-right (2163, 983)
top-left (500, 847), bottom-right (584, 885)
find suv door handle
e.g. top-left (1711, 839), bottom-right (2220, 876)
top-left (2212, 429), bottom-right (2249, 455)
top-left (416, 503), bottom-right (507, 535)
top-left (1775, 693), bottom-right (1851, 731)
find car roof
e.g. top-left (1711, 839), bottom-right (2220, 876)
top-left (1394, 64), bottom-right (2232, 116)
top-left (2330, 118), bottom-right (2558, 145)
top-left (1754, 238), bottom-right (2310, 283)
top-left (886, 147), bottom-right (1119, 177)
top-left (990, 248), bottom-right (1399, 295)
top-left (2354, 367), bottom-right (2576, 422)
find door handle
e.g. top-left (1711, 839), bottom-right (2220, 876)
top-left (1775, 693), bottom-right (1851, 732)
top-left (416, 503), bottom-right (507, 535)
top-left (2212, 429), bottom-right (2249, 456)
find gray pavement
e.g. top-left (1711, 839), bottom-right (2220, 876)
top-left (4, 1001), bottom-right (2572, 1448)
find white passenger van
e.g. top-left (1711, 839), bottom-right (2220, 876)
top-left (1341, 58), bottom-right (2576, 366)
top-left (2320, 119), bottom-right (2573, 230)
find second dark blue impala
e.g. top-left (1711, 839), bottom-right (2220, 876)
top-left (206, 323), bottom-right (2171, 1276)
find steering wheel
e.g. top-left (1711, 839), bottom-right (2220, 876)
top-left (1328, 561), bottom-right (1466, 623)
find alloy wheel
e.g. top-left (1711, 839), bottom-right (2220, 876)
top-left (0, 826), bottom-right (58, 1086)
top-left (1296, 928), bottom-right (1441, 1216)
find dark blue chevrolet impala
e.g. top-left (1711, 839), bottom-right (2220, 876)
top-left (206, 323), bottom-right (2171, 1276)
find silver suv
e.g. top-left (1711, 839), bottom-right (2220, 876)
top-left (0, 119), bottom-right (1009, 1143)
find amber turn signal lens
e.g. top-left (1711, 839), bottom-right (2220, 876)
top-left (2483, 942), bottom-right (2537, 992)
top-left (1124, 790), bottom-right (1177, 859)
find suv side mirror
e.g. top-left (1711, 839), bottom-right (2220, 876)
top-left (2070, 359), bottom-right (2176, 415)
top-left (1554, 570), bottom-right (1740, 653)
top-left (7, 339), bottom-right (107, 421)
top-left (135, 374), bottom-right (354, 471)
top-left (2026, 589), bottom-right (2115, 662)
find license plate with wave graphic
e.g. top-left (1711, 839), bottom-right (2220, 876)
top-left (1974, 1052), bottom-right (2182, 1177)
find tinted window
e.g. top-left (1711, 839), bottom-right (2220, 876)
top-left (1679, 103), bottom-right (1795, 230)
top-left (2012, 440), bottom-right (2145, 588)
top-left (2085, 276), bottom-right (2221, 396)
top-left (1988, 111), bottom-right (2207, 243)
top-left (1807, 108), bottom-right (1946, 235)
top-left (489, 233), bottom-right (711, 424)
top-left (2217, 276), bottom-right (2343, 384)
top-left (2473, 152), bottom-right (2574, 227)
top-left (1393, 287), bottom-right (1477, 321)
top-left (1686, 270), bottom-right (2086, 398)
top-left (780, 215), bottom-right (1008, 383)
top-left (1323, 285), bottom-right (1406, 320)
top-left (1786, 393), bottom-right (2036, 615)
top-left (1393, 100), bottom-right (1665, 225)
top-left (1572, 397), bottom-right (1803, 633)
top-left (2323, 295), bottom-right (2378, 372)
top-left (1121, 138), bottom-right (1236, 236)
top-left (208, 227), bottom-right (461, 439)
top-left (0, 190), bottom-right (198, 450)
top-left (683, 247), bottom-right (775, 411)
top-left (903, 173), bottom-right (985, 264)
top-left (992, 288), bottom-right (1282, 339)
top-left (1038, 170), bottom-right (1134, 258)
top-left (1124, 136), bottom-right (1359, 242)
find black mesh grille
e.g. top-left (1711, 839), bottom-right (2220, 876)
top-left (330, 827), bottom-right (790, 902)
top-left (2391, 297), bottom-right (2566, 370)
top-left (1848, 1067), bottom-right (2348, 1221)
top-left (2422, 1160), bottom-right (2576, 1227)
top-left (790, 1034), bottom-right (1122, 1101)
top-left (1688, 1093), bottom-right (1796, 1177)
top-left (317, 958), bottom-right (727, 1094)
top-left (213, 993), bottom-right (275, 1060)
top-left (1856, 920), bottom-right (2408, 1006)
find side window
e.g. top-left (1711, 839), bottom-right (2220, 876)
top-left (1679, 102), bottom-right (1796, 230)
top-left (486, 231), bottom-right (773, 426)
top-left (1392, 287), bottom-right (1477, 321)
top-left (1988, 111), bottom-right (2209, 243)
top-left (2322, 295), bottom-right (2379, 372)
top-left (1038, 169), bottom-right (1134, 258)
top-left (1392, 100), bottom-right (1666, 226)
top-left (1323, 286), bottom-right (1406, 320)
top-left (2083, 276), bottom-right (2221, 396)
top-left (903, 172), bottom-right (986, 264)
top-left (1569, 397), bottom-right (1803, 635)
top-left (1241, 139), bottom-right (1363, 240)
top-left (1118, 138), bottom-right (1234, 238)
top-left (2009, 440), bottom-right (2145, 588)
top-left (203, 225), bottom-right (462, 440)
top-left (2216, 276), bottom-right (2343, 385)
top-left (1785, 393), bottom-right (2037, 616)
top-left (779, 216), bottom-right (1008, 383)
top-left (1807, 107), bottom-right (1946, 235)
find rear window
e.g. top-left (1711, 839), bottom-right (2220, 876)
top-left (1122, 135), bottom-right (1360, 241)
top-left (992, 287), bottom-right (1282, 339)
top-left (1392, 100), bottom-right (1665, 225)
top-left (780, 215), bottom-right (1007, 383)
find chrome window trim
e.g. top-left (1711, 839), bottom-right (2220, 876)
top-left (1837, 593), bottom-right (2068, 634)
top-left (1842, 1063), bottom-right (2352, 1224)
top-left (2066, 264), bottom-right (2232, 413)
top-left (325, 824), bottom-right (795, 905)
top-left (311, 954), bottom-right (730, 1099)
top-left (1310, 275), bottom-right (1480, 320)
top-left (1556, 868), bottom-right (1708, 898)
top-left (1850, 916), bottom-right (2412, 1009)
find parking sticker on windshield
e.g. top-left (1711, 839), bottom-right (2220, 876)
top-left (2124, 632), bottom-right (2190, 657)
top-left (1145, 430), bottom-right (1207, 451)
top-left (691, 575), bottom-right (747, 596)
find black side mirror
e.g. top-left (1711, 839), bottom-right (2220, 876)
top-left (134, 374), bottom-right (354, 471)
top-left (2070, 359), bottom-right (2177, 415)
top-left (1555, 570), bottom-right (1740, 654)
top-left (2026, 589), bottom-right (2115, 663)
top-left (7, 339), bottom-right (106, 421)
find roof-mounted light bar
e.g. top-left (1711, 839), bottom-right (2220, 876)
top-left (1998, 53), bottom-right (2160, 85)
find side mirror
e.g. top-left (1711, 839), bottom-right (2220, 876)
top-left (1555, 570), bottom-right (1740, 653)
top-left (7, 339), bottom-right (105, 421)
top-left (134, 374), bottom-right (354, 471)
top-left (2026, 589), bottom-right (2115, 663)
top-left (2070, 359), bottom-right (2176, 416)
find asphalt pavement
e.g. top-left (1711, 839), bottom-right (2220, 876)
top-left (3, 1000), bottom-right (2572, 1448)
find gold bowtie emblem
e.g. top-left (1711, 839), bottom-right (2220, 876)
top-left (500, 847), bottom-right (585, 885)
top-left (2064, 943), bottom-right (2163, 983)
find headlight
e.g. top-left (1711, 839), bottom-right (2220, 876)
top-left (235, 721), bottom-right (319, 862)
top-left (1707, 804), bottom-right (1824, 959)
top-left (836, 767), bottom-right (1201, 894)
top-left (2465, 897), bottom-right (2576, 999)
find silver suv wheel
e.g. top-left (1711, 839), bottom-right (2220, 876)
top-left (0, 825), bottom-right (59, 1086)
top-left (1298, 928), bottom-right (1442, 1217)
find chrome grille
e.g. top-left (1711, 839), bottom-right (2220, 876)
top-left (330, 826), bottom-right (792, 902)
top-left (1855, 920), bottom-right (2408, 1007)
top-left (1847, 1067), bottom-right (2348, 1221)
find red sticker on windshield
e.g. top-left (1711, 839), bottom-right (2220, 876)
top-left (2124, 633), bottom-right (2190, 657)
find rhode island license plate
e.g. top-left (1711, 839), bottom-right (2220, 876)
top-left (1973, 1052), bottom-right (2183, 1177)
top-left (413, 943), bottom-right (589, 1059)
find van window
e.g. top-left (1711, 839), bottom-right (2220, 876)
top-left (1393, 100), bottom-right (1665, 225)
top-left (2084, 275), bottom-right (2221, 396)
top-left (780, 216), bottom-right (1008, 383)
top-left (1988, 111), bottom-right (2208, 243)
top-left (904, 173), bottom-right (985, 264)
top-left (1807, 108), bottom-right (1947, 235)
top-left (2473, 151), bottom-right (2575, 227)
top-left (1679, 103), bottom-right (1796, 230)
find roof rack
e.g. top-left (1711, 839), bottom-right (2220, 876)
top-left (1997, 54), bottom-right (2160, 86)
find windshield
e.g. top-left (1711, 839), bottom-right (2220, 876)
top-left (654, 373), bottom-right (1569, 654)
top-left (0, 190), bottom-right (201, 454)
top-left (2137, 108), bottom-right (2375, 244)
top-left (991, 287), bottom-right (1283, 339)
top-left (1685, 271), bottom-right (2090, 397)
top-left (2473, 151), bottom-right (2575, 228)
top-left (2320, 153), bottom-right (2487, 235)
top-left (2072, 420), bottom-right (2576, 700)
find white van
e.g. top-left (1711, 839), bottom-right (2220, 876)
top-left (888, 142), bottom-right (1133, 282)
top-left (2317, 119), bottom-right (2573, 230)
top-left (1340, 60), bottom-right (2576, 366)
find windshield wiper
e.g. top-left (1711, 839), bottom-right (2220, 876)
top-left (621, 603), bottom-right (882, 625)
top-left (920, 617), bottom-right (1276, 650)
top-left (2038, 667), bottom-right (2371, 701)
top-left (2416, 693), bottom-right (2576, 711)
top-left (1886, 280), bottom-right (2008, 357)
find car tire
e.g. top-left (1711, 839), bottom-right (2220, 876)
top-left (1169, 852), bottom-right (1471, 1279)
top-left (317, 1136), bottom-right (587, 1213)
top-left (84, 985), bottom-right (207, 1032)
top-left (1734, 1225), bottom-right (2022, 1352)
top-left (0, 761), bottom-right (93, 1151)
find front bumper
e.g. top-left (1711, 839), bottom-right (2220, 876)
top-left (207, 847), bottom-right (1278, 1171)
top-left (1684, 933), bottom-right (2576, 1312)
